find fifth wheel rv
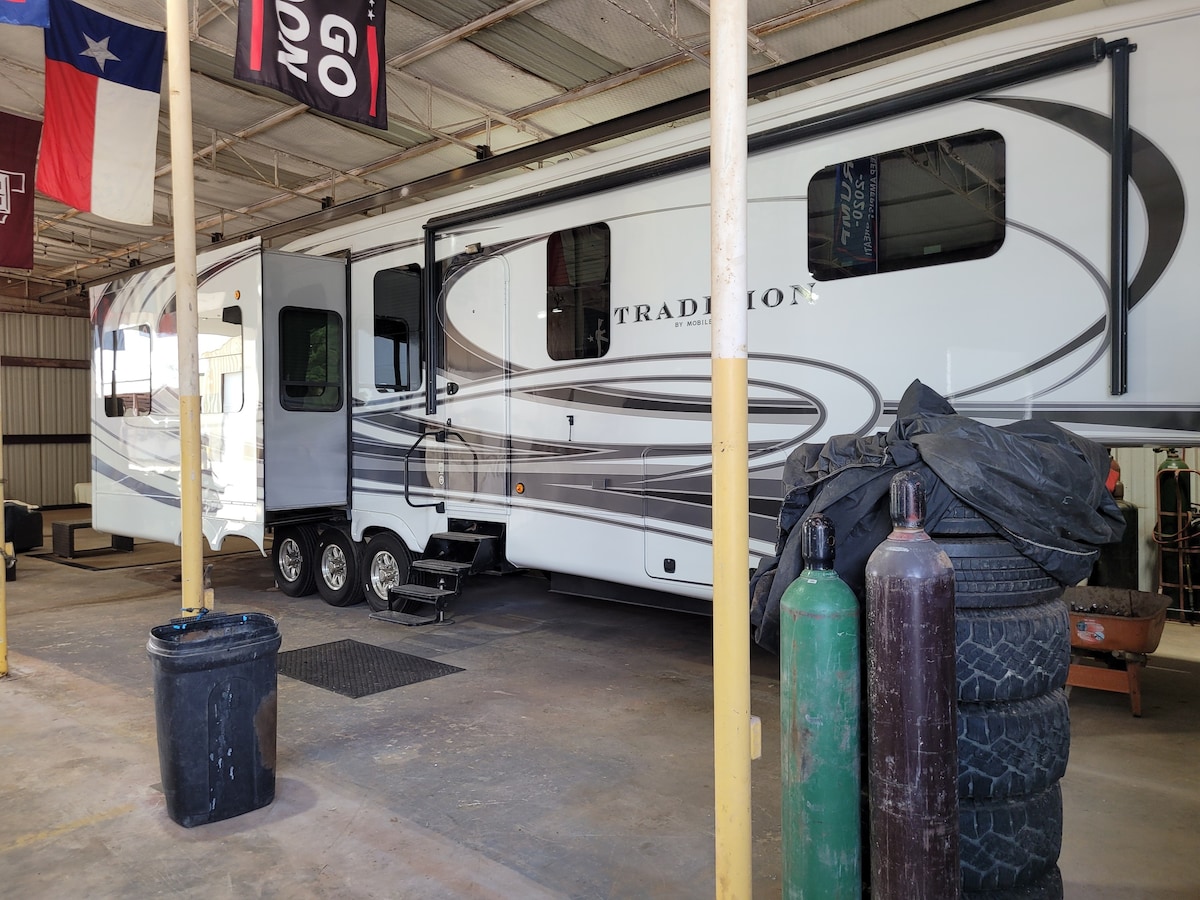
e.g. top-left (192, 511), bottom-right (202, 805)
top-left (91, 0), bottom-right (1200, 619)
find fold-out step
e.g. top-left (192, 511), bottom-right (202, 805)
top-left (372, 525), bottom-right (504, 626)
top-left (369, 609), bottom-right (440, 626)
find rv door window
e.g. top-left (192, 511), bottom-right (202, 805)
top-left (279, 307), bottom-right (343, 412)
top-left (808, 129), bottom-right (1005, 281)
top-left (373, 265), bottom-right (422, 391)
top-left (547, 222), bottom-right (611, 361)
top-left (100, 325), bottom-right (151, 417)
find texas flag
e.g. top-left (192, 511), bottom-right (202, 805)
top-left (36, 0), bottom-right (165, 224)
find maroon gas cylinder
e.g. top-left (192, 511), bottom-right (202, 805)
top-left (864, 471), bottom-right (959, 899)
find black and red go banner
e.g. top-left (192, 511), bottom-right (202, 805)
top-left (235, 0), bottom-right (387, 129)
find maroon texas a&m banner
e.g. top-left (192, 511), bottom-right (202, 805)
top-left (235, 0), bottom-right (387, 130)
top-left (0, 110), bottom-right (42, 270)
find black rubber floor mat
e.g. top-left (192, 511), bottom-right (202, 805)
top-left (277, 639), bottom-right (463, 698)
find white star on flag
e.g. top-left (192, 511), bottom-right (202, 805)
top-left (79, 33), bottom-right (119, 72)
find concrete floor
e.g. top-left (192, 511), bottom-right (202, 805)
top-left (1, 537), bottom-right (1198, 898)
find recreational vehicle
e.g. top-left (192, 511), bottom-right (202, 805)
top-left (90, 0), bottom-right (1200, 619)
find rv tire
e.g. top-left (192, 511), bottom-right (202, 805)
top-left (956, 599), bottom-right (1071, 701)
top-left (272, 524), bottom-right (317, 597)
top-left (361, 532), bottom-right (414, 612)
top-left (962, 865), bottom-right (1063, 900)
top-left (939, 537), bottom-right (1064, 609)
top-left (315, 528), bottom-right (364, 607)
top-left (930, 499), bottom-right (999, 537)
top-left (960, 783), bottom-right (1063, 892)
top-left (957, 690), bottom-right (1070, 800)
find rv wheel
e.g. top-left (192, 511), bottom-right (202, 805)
top-left (272, 524), bottom-right (317, 597)
top-left (315, 528), bottom-right (364, 607)
top-left (361, 532), bottom-right (414, 612)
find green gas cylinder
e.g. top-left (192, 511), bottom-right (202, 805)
top-left (779, 513), bottom-right (861, 900)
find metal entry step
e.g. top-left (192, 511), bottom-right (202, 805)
top-left (369, 609), bottom-right (441, 626)
top-left (372, 524), bottom-right (504, 626)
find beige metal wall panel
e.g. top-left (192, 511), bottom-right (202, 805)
top-left (4, 445), bottom-right (40, 506)
top-left (1, 312), bottom-right (92, 508)
top-left (36, 314), bottom-right (89, 360)
top-left (1, 357), bottom-right (88, 435)
top-left (0, 312), bottom-right (87, 358)
top-left (0, 313), bottom-right (40, 356)
top-left (2, 366), bottom-right (42, 434)
top-left (3, 443), bottom-right (90, 508)
top-left (46, 444), bottom-right (91, 507)
top-left (40, 367), bottom-right (89, 435)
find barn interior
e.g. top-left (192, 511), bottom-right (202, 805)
top-left (2, 1), bottom-right (1199, 897)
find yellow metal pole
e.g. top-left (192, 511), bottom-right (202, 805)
top-left (1, 368), bottom-right (8, 677)
top-left (710, 1), bottom-right (752, 897)
top-left (166, 0), bottom-right (204, 617)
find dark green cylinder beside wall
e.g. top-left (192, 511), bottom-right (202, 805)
top-left (780, 514), bottom-right (862, 899)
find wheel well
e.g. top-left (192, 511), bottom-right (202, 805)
top-left (360, 526), bottom-right (419, 556)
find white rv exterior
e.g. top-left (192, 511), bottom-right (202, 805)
top-left (91, 0), bottom-right (1200, 613)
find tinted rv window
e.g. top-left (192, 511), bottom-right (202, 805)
top-left (373, 265), bottom-right (422, 391)
top-left (279, 308), bottom-right (343, 412)
top-left (807, 130), bottom-right (1005, 281)
top-left (547, 223), bottom-right (611, 360)
top-left (101, 325), bottom-right (151, 417)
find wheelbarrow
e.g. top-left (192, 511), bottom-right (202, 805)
top-left (1064, 586), bottom-right (1172, 717)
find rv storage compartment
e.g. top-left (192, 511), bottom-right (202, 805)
top-left (147, 613), bottom-right (281, 826)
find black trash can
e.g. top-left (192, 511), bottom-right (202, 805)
top-left (147, 612), bottom-right (281, 827)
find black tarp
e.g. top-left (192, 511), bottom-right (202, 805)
top-left (749, 380), bottom-right (1126, 652)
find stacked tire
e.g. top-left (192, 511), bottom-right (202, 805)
top-left (930, 503), bottom-right (1069, 899)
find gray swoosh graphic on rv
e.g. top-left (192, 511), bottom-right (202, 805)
top-left (954, 97), bottom-right (1186, 399)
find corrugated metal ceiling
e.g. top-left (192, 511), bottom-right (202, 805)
top-left (0, 0), bottom-right (1096, 314)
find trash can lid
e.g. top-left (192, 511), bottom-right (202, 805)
top-left (147, 612), bottom-right (280, 658)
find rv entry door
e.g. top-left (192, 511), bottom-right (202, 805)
top-left (436, 254), bottom-right (511, 517)
top-left (262, 251), bottom-right (349, 512)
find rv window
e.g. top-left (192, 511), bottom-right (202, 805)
top-left (101, 325), bottom-right (151, 417)
top-left (279, 307), bottom-right (343, 412)
top-left (547, 222), bottom-right (611, 361)
top-left (807, 130), bottom-right (1005, 281)
top-left (200, 307), bottom-right (244, 413)
top-left (151, 301), bottom-right (245, 414)
top-left (373, 265), bottom-right (422, 391)
top-left (150, 302), bottom-right (179, 415)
